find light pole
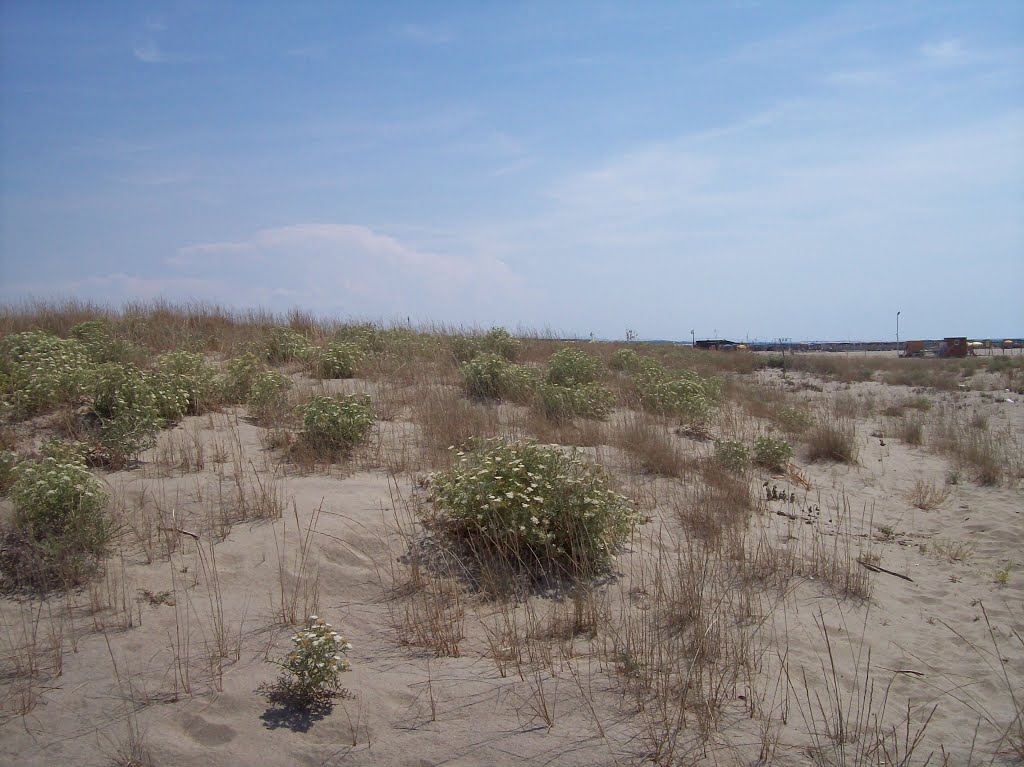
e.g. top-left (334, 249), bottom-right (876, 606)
top-left (691, 329), bottom-right (695, 347)
top-left (896, 311), bottom-right (901, 356)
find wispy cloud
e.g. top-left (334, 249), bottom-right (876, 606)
top-left (133, 41), bottom-right (164, 63)
top-left (396, 22), bottom-right (453, 46)
top-left (169, 223), bottom-right (528, 322)
top-left (920, 38), bottom-right (965, 63)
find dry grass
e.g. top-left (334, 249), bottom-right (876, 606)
top-left (805, 412), bottom-right (859, 464)
top-left (906, 478), bottom-right (952, 510)
top-left (612, 412), bottom-right (692, 478)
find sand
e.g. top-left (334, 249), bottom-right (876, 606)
top-left (1, 368), bottom-right (1021, 766)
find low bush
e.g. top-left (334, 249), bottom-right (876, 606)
top-left (310, 341), bottom-right (363, 379)
top-left (247, 370), bottom-right (294, 425)
top-left (300, 394), bottom-right (374, 455)
top-left (0, 449), bottom-right (16, 496)
top-left (69, 319), bottom-right (148, 365)
top-left (0, 330), bottom-right (93, 417)
top-left (715, 439), bottom-right (751, 472)
top-left (633, 365), bottom-right (718, 425)
top-left (261, 326), bottom-right (312, 364)
top-left (153, 350), bottom-right (221, 417)
top-left (546, 348), bottom-right (603, 387)
top-left (753, 435), bottom-right (793, 472)
top-left (451, 327), bottom-right (521, 364)
top-left (538, 382), bottom-right (615, 423)
top-left (2, 456), bottom-right (110, 589)
top-left (222, 353), bottom-right (264, 403)
top-left (86, 363), bottom-right (163, 466)
top-left (427, 440), bottom-right (640, 580)
top-left (775, 405), bottom-right (814, 435)
top-left (268, 616), bottom-right (352, 709)
top-left (459, 353), bottom-right (540, 402)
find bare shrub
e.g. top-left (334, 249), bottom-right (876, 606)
top-left (906, 478), bottom-right (952, 510)
top-left (613, 413), bottom-right (691, 478)
top-left (805, 414), bottom-right (858, 464)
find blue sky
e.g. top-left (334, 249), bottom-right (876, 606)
top-left (1, 2), bottom-right (1021, 342)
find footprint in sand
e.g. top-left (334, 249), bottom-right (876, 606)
top-left (182, 714), bottom-right (237, 746)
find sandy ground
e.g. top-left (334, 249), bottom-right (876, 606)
top-left (1, 371), bottom-right (1021, 766)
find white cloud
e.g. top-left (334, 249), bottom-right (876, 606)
top-left (133, 41), bottom-right (164, 63)
top-left (396, 22), bottom-right (453, 46)
top-left (170, 223), bottom-right (528, 323)
top-left (920, 38), bottom-right (965, 63)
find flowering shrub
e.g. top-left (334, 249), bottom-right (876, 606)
top-left (261, 327), bottom-right (312, 364)
top-left (452, 327), bottom-right (521, 363)
top-left (222, 353), bottom-right (264, 403)
top-left (609, 348), bottom-right (641, 372)
top-left (632, 364), bottom-right (720, 426)
top-left (0, 330), bottom-right (93, 417)
top-left (87, 363), bottom-right (162, 466)
top-left (40, 438), bottom-right (90, 466)
top-left (753, 435), bottom-right (794, 472)
top-left (546, 348), bottom-right (603, 387)
top-left (3, 456), bottom-right (110, 588)
top-left (715, 439), bottom-right (751, 472)
top-left (333, 323), bottom-right (385, 355)
top-left (247, 370), bottom-right (293, 425)
top-left (310, 341), bottom-right (363, 379)
top-left (270, 616), bottom-right (352, 708)
top-left (301, 394), bottom-right (374, 454)
top-left (153, 351), bottom-right (221, 417)
top-left (69, 319), bottom-right (146, 365)
top-left (428, 440), bottom-right (640, 579)
top-left (538, 382), bottom-right (615, 423)
top-left (460, 354), bottom-right (541, 403)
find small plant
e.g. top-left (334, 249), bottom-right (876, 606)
top-left (2, 456), bottom-right (110, 589)
top-left (0, 449), bottom-right (17, 496)
top-left (261, 326), bottom-right (312, 364)
top-left (538, 382), bottom-right (615, 423)
top-left (753, 435), bottom-right (793, 472)
top-left (153, 350), bottom-right (221, 417)
top-left (907, 477), bottom-right (952, 510)
top-left (247, 370), bottom-right (293, 425)
top-left (451, 327), bottom-right (521, 363)
top-left (428, 440), bottom-right (640, 580)
top-left (0, 330), bottom-right (93, 417)
top-left (715, 439), bottom-right (751, 472)
top-left (804, 415), bottom-right (858, 464)
top-left (460, 352), bottom-right (512, 400)
top-left (546, 348), bottom-right (603, 387)
top-left (310, 341), bottom-right (363, 379)
top-left (776, 405), bottom-right (813, 435)
top-left (993, 566), bottom-right (1011, 587)
top-left (268, 616), bottom-right (352, 709)
top-left (222, 352), bottom-right (264, 403)
top-left (300, 394), bottom-right (374, 455)
top-left (86, 363), bottom-right (163, 466)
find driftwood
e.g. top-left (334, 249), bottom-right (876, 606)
top-left (858, 558), bottom-right (914, 582)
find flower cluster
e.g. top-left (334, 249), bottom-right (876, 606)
top-left (545, 347), bottom-right (603, 387)
top-left (753, 435), bottom-right (794, 472)
top-left (247, 370), bottom-right (293, 424)
top-left (273, 616), bottom-right (352, 706)
top-left (260, 327), bottom-right (312, 364)
top-left (629, 359), bottom-right (721, 426)
top-left (429, 440), bottom-right (640, 578)
top-left (310, 341), bottom-right (364, 379)
top-left (10, 456), bottom-right (109, 546)
top-left (153, 350), bottom-right (220, 418)
top-left (0, 330), bottom-right (93, 417)
top-left (301, 394), bottom-right (374, 454)
top-left (87, 362), bottom-right (163, 465)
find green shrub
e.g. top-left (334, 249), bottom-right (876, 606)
top-left (262, 327), bottom-right (312, 364)
top-left (715, 439), bottom-right (751, 472)
top-left (154, 351), bottom-right (221, 417)
top-left (247, 370), bottom-right (293, 425)
top-left (301, 394), bottom-right (374, 454)
top-left (0, 330), bottom-right (93, 417)
top-left (481, 328), bottom-right (521, 361)
top-left (69, 319), bottom-right (147, 365)
top-left (634, 366), bottom-right (715, 422)
top-left (428, 440), bottom-right (640, 580)
top-left (40, 438), bottom-right (90, 466)
top-left (753, 435), bottom-right (794, 472)
top-left (87, 363), bottom-right (163, 466)
top-left (500, 363), bottom-right (543, 404)
top-left (461, 353), bottom-right (512, 400)
top-left (776, 405), bottom-right (814, 435)
top-left (3, 456), bottom-right (110, 588)
top-left (609, 349), bottom-right (641, 372)
top-left (269, 616), bottom-right (352, 709)
top-left (546, 348), bottom-right (602, 387)
top-left (222, 353), bottom-right (264, 403)
top-left (333, 323), bottom-right (385, 355)
top-left (451, 328), bottom-right (521, 363)
top-left (538, 382), bottom-right (615, 423)
top-left (310, 341), bottom-right (364, 379)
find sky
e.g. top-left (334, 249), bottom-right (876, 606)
top-left (1, 1), bottom-right (1022, 342)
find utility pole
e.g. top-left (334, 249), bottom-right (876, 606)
top-left (691, 329), bottom-right (695, 347)
top-left (896, 311), bottom-right (901, 357)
